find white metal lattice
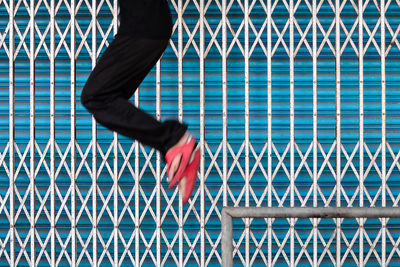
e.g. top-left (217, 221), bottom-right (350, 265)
top-left (1, 0), bottom-right (400, 266)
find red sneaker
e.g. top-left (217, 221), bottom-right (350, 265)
top-left (165, 135), bottom-right (196, 189)
top-left (180, 146), bottom-right (200, 204)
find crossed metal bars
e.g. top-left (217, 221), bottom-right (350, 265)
top-left (2, 0), bottom-right (400, 265)
top-left (221, 207), bottom-right (400, 267)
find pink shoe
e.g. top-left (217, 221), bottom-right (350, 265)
top-left (165, 135), bottom-right (196, 189)
top-left (180, 146), bottom-right (200, 204)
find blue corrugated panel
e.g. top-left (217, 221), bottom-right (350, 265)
top-left (0, 1), bottom-right (399, 266)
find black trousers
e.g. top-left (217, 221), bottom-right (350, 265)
top-left (81, 33), bottom-right (188, 162)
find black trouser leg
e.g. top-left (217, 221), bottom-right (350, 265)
top-left (81, 34), bottom-right (188, 162)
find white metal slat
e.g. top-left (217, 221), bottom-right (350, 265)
top-left (359, 0), bottom-right (365, 265)
top-left (335, 0), bottom-right (342, 265)
top-left (380, 0), bottom-right (387, 265)
top-left (312, 0), bottom-right (318, 266)
top-left (70, 0), bottom-right (77, 265)
top-left (9, 0), bottom-right (15, 265)
top-left (50, 0), bottom-right (55, 265)
top-left (29, 0), bottom-right (36, 265)
top-left (91, 0), bottom-right (98, 265)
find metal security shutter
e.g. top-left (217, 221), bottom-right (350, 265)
top-left (0, 0), bottom-right (400, 266)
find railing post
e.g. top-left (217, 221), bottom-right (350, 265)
top-left (221, 207), bottom-right (233, 267)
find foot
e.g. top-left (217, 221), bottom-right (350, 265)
top-left (167, 131), bottom-right (189, 183)
top-left (181, 146), bottom-right (200, 204)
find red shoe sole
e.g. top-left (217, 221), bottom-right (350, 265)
top-left (165, 135), bottom-right (196, 189)
top-left (181, 148), bottom-right (200, 204)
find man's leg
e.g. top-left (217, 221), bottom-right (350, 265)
top-left (81, 35), bottom-right (188, 161)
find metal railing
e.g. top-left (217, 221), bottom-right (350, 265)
top-left (222, 207), bottom-right (400, 267)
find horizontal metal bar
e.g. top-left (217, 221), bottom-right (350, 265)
top-left (221, 207), bottom-right (400, 267)
top-left (222, 207), bottom-right (400, 219)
